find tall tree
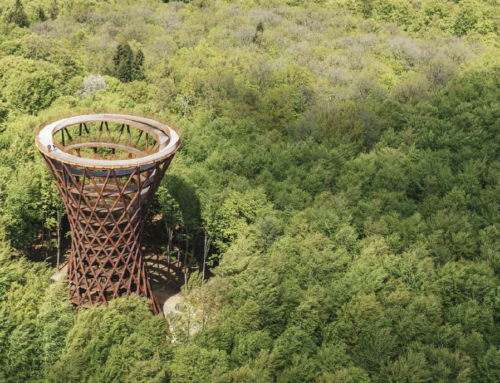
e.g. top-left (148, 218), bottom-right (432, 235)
top-left (113, 43), bottom-right (134, 83)
top-left (9, 0), bottom-right (29, 28)
top-left (252, 21), bottom-right (264, 43)
top-left (157, 185), bottom-right (183, 284)
top-left (133, 49), bottom-right (145, 81)
top-left (49, 0), bottom-right (59, 20)
top-left (37, 6), bottom-right (47, 22)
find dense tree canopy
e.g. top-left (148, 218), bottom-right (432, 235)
top-left (2, 0), bottom-right (500, 381)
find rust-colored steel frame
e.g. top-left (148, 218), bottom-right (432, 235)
top-left (35, 114), bottom-right (180, 315)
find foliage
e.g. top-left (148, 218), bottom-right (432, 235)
top-left (1, 0), bottom-right (500, 381)
top-left (8, 0), bottom-right (29, 28)
top-left (113, 43), bottom-right (146, 83)
top-left (4, 71), bottom-right (58, 114)
top-left (113, 42), bottom-right (134, 83)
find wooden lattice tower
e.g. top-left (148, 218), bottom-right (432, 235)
top-left (35, 114), bottom-right (180, 314)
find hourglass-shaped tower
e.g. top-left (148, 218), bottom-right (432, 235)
top-left (35, 114), bottom-right (180, 314)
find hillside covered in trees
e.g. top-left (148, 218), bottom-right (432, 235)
top-left (2, 0), bottom-right (500, 381)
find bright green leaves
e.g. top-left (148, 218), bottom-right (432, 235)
top-left (4, 71), bottom-right (57, 115)
top-left (0, 250), bottom-right (170, 383)
top-left (169, 344), bottom-right (230, 383)
top-left (1, 0), bottom-right (500, 381)
top-left (48, 296), bottom-right (169, 382)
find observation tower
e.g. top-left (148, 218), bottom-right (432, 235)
top-left (35, 114), bottom-right (180, 314)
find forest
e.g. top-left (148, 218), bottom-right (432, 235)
top-left (1, 0), bottom-right (500, 381)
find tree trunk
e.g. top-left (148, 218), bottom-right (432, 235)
top-left (165, 221), bottom-right (172, 284)
top-left (42, 212), bottom-right (46, 247)
top-left (202, 231), bottom-right (208, 284)
top-left (57, 208), bottom-right (61, 271)
top-left (184, 232), bottom-right (189, 289)
top-left (201, 232), bottom-right (209, 330)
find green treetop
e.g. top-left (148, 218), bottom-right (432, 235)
top-left (113, 43), bottom-right (134, 83)
top-left (9, 0), bottom-right (29, 28)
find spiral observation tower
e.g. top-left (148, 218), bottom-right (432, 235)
top-left (35, 114), bottom-right (180, 314)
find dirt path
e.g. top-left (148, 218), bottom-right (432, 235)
top-left (154, 287), bottom-right (183, 315)
top-left (50, 264), bottom-right (68, 283)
